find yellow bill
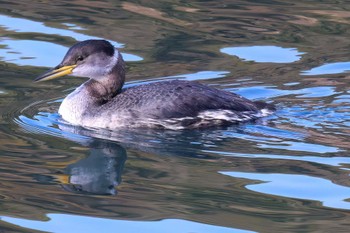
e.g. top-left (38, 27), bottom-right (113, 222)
top-left (54, 174), bottom-right (71, 184)
top-left (34, 65), bottom-right (77, 82)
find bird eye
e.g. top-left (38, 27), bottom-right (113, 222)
top-left (76, 56), bottom-right (84, 62)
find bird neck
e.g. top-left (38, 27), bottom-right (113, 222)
top-left (86, 51), bottom-right (126, 103)
top-left (58, 52), bottom-right (125, 125)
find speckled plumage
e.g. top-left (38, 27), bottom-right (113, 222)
top-left (103, 80), bottom-right (259, 119)
top-left (36, 40), bottom-right (274, 129)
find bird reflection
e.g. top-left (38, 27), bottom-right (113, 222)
top-left (54, 121), bottom-right (223, 195)
top-left (54, 120), bottom-right (256, 195)
top-left (57, 139), bottom-right (126, 195)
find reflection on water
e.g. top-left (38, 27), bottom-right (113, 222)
top-left (221, 171), bottom-right (350, 209)
top-left (59, 140), bottom-right (126, 195)
top-left (0, 39), bottom-right (68, 67)
top-left (126, 70), bottom-right (230, 87)
top-left (0, 14), bottom-right (142, 66)
top-left (0, 14), bottom-right (123, 47)
top-left (208, 150), bottom-right (350, 166)
top-left (221, 46), bottom-right (304, 63)
top-left (1, 0), bottom-right (350, 232)
top-left (0, 39), bottom-right (143, 67)
top-left (233, 85), bottom-right (337, 99)
top-left (2, 214), bottom-right (255, 233)
top-left (302, 61), bottom-right (350, 75)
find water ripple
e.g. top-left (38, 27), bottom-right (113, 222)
top-left (220, 171), bottom-right (350, 210)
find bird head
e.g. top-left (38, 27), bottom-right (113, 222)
top-left (35, 40), bottom-right (119, 82)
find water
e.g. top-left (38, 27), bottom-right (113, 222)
top-left (1, 1), bottom-right (350, 232)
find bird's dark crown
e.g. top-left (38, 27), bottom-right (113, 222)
top-left (60, 39), bottom-right (115, 67)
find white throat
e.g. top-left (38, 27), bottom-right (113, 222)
top-left (58, 84), bottom-right (91, 125)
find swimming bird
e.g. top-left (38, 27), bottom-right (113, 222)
top-left (35, 39), bottom-right (274, 129)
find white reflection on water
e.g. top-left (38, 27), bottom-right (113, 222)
top-left (0, 39), bottom-right (142, 67)
top-left (233, 85), bottom-right (337, 99)
top-left (301, 61), bottom-right (350, 75)
top-left (257, 141), bottom-right (341, 153)
top-left (220, 46), bottom-right (304, 63)
top-left (126, 71), bottom-right (230, 87)
top-left (208, 150), bottom-right (350, 167)
top-left (62, 23), bottom-right (86, 30)
top-left (0, 39), bottom-right (67, 67)
top-left (1, 214), bottom-right (256, 233)
top-left (220, 171), bottom-right (350, 210)
top-left (0, 14), bottom-right (143, 66)
top-left (0, 14), bottom-right (123, 47)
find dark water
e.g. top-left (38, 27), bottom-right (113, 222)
top-left (1, 1), bottom-right (350, 232)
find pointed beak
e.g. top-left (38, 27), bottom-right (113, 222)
top-left (34, 64), bottom-right (77, 82)
top-left (54, 174), bottom-right (71, 184)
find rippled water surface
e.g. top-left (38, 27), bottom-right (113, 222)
top-left (1, 1), bottom-right (350, 232)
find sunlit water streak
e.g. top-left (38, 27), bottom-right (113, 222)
top-left (1, 214), bottom-right (255, 233)
top-left (302, 61), bottom-right (350, 75)
top-left (0, 15), bottom-right (123, 47)
top-left (0, 14), bottom-right (142, 67)
top-left (221, 46), bottom-right (304, 63)
top-left (0, 39), bottom-right (142, 67)
top-left (207, 150), bottom-right (350, 167)
top-left (220, 171), bottom-right (350, 210)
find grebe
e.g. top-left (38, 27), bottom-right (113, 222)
top-left (35, 40), bottom-right (274, 129)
